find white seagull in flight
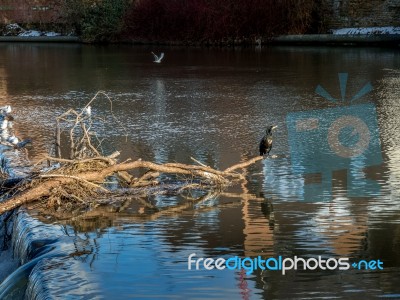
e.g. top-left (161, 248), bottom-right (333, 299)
top-left (151, 52), bottom-right (164, 63)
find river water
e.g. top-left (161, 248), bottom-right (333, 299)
top-left (0, 43), bottom-right (400, 299)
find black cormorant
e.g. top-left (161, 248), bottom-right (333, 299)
top-left (259, 125), bottom-right (277, 156)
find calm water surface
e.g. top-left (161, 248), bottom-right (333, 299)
top-left (0, 43), bottom-right (400, 299)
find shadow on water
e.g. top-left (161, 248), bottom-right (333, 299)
top-left (0, 44), bottom-right (400, 298)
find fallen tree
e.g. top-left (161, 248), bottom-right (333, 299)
top-left (0, 92), bottom-right (264, 216)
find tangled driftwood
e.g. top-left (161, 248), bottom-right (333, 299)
top-left (0, 153), bottom-right (262, 215)
top-left (0, 92), bottom-right (264, 216)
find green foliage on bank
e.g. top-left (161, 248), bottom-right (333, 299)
top-left (62, 0), bottom-right (131, 42)
top-left (61, 0), bottom-right (329, 43)
top-left (122, 0), bottom-right (329, 43)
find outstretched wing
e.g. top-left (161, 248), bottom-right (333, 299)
top-left (159, 52), bottom-right (164, 61)
top-left (151, 52), bottom-right (158, 61)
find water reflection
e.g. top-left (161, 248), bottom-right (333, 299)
top-left (287, 102), bottom-right (383, 201)
top-left (0, 67), bottom-right (7, 102)
top-left (0, 44), bottom-right (400, 298)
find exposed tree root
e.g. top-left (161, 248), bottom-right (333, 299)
top-left (0, 153), bottom-right (263, 215)
top-left (0, 93), bottom-right (265, 217)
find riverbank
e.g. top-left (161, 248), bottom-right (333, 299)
top-left (271, 34), bottom-right (400, 46)
top-left (0, 36), bottom-right (80, 43)
top-left (0, 34), bottom-right (399, 47)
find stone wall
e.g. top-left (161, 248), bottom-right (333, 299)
top-left (0, 0), bottom-right (63, 24)
top-left (325, 0), bottom-right (400, 29)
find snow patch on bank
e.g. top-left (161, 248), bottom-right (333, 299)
top-left (1, 23), bottom-right (63, 37)
top-left (44, 31), bottom-right (61, 37)
top-left (19, 30), bottom-right (41, 37)
top-left (333, 26), bottom-right (400, 35)
top-left (18, 30), bottom-right (61, 37)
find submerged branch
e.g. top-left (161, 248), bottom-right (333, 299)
top-left (0, 155), bottom-right (263, 215)
top-left (0, 93), bottom-right (265, 217)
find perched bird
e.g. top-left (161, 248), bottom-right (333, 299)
top-left (1, 129), bottom-right (9, 142)
top-left (259, 125), bottom-right (277, 156)
top-left (83, 105), bottom-right (91, 117)
top-left (1, 119), bottom-right (8, 130)
top-left (2, 135), bottom-right (31, 149)
top-left (0, 115), bottom-right (14, 129)
top-left (151, 52), bottom-right (164, 63)
top-left (15, 138), bottom-right (32, 149)
top-left (7, 135), bottom-right (18, 145)
top-left (0, 105), bottom-right (11, 115)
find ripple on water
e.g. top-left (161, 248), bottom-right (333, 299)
top-left (1, 45), bottom-right (400, 299)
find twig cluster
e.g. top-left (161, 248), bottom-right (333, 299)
top-left (0, 93), bottom-right (263, 216)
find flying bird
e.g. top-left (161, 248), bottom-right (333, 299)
top-left (259, 125), bottom-right (277, 156)
top-left (151, 52), bottom-right (164, 63)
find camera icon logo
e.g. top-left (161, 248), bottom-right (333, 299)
top-left (327, 115), bottom-right (370, 158)
top-left (286, 73), bottom-right (382, 201)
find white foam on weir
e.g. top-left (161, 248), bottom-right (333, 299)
top-left (0, 212), bottom-right (20, 298)
top-left (0, 250), bottom-right (18, 284)
top-left (0, 113), bottom-right (38, 283)
top-left (0, 211), bottom-right (18, 283)
top-left (18, 30), bottom-right (41, 37)
top-left (0, 210), bottom-right (101, 299)
top-left (25, 257), bottom-right (102, 300)
top-left (0, 216), bottom-right (18, 284)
